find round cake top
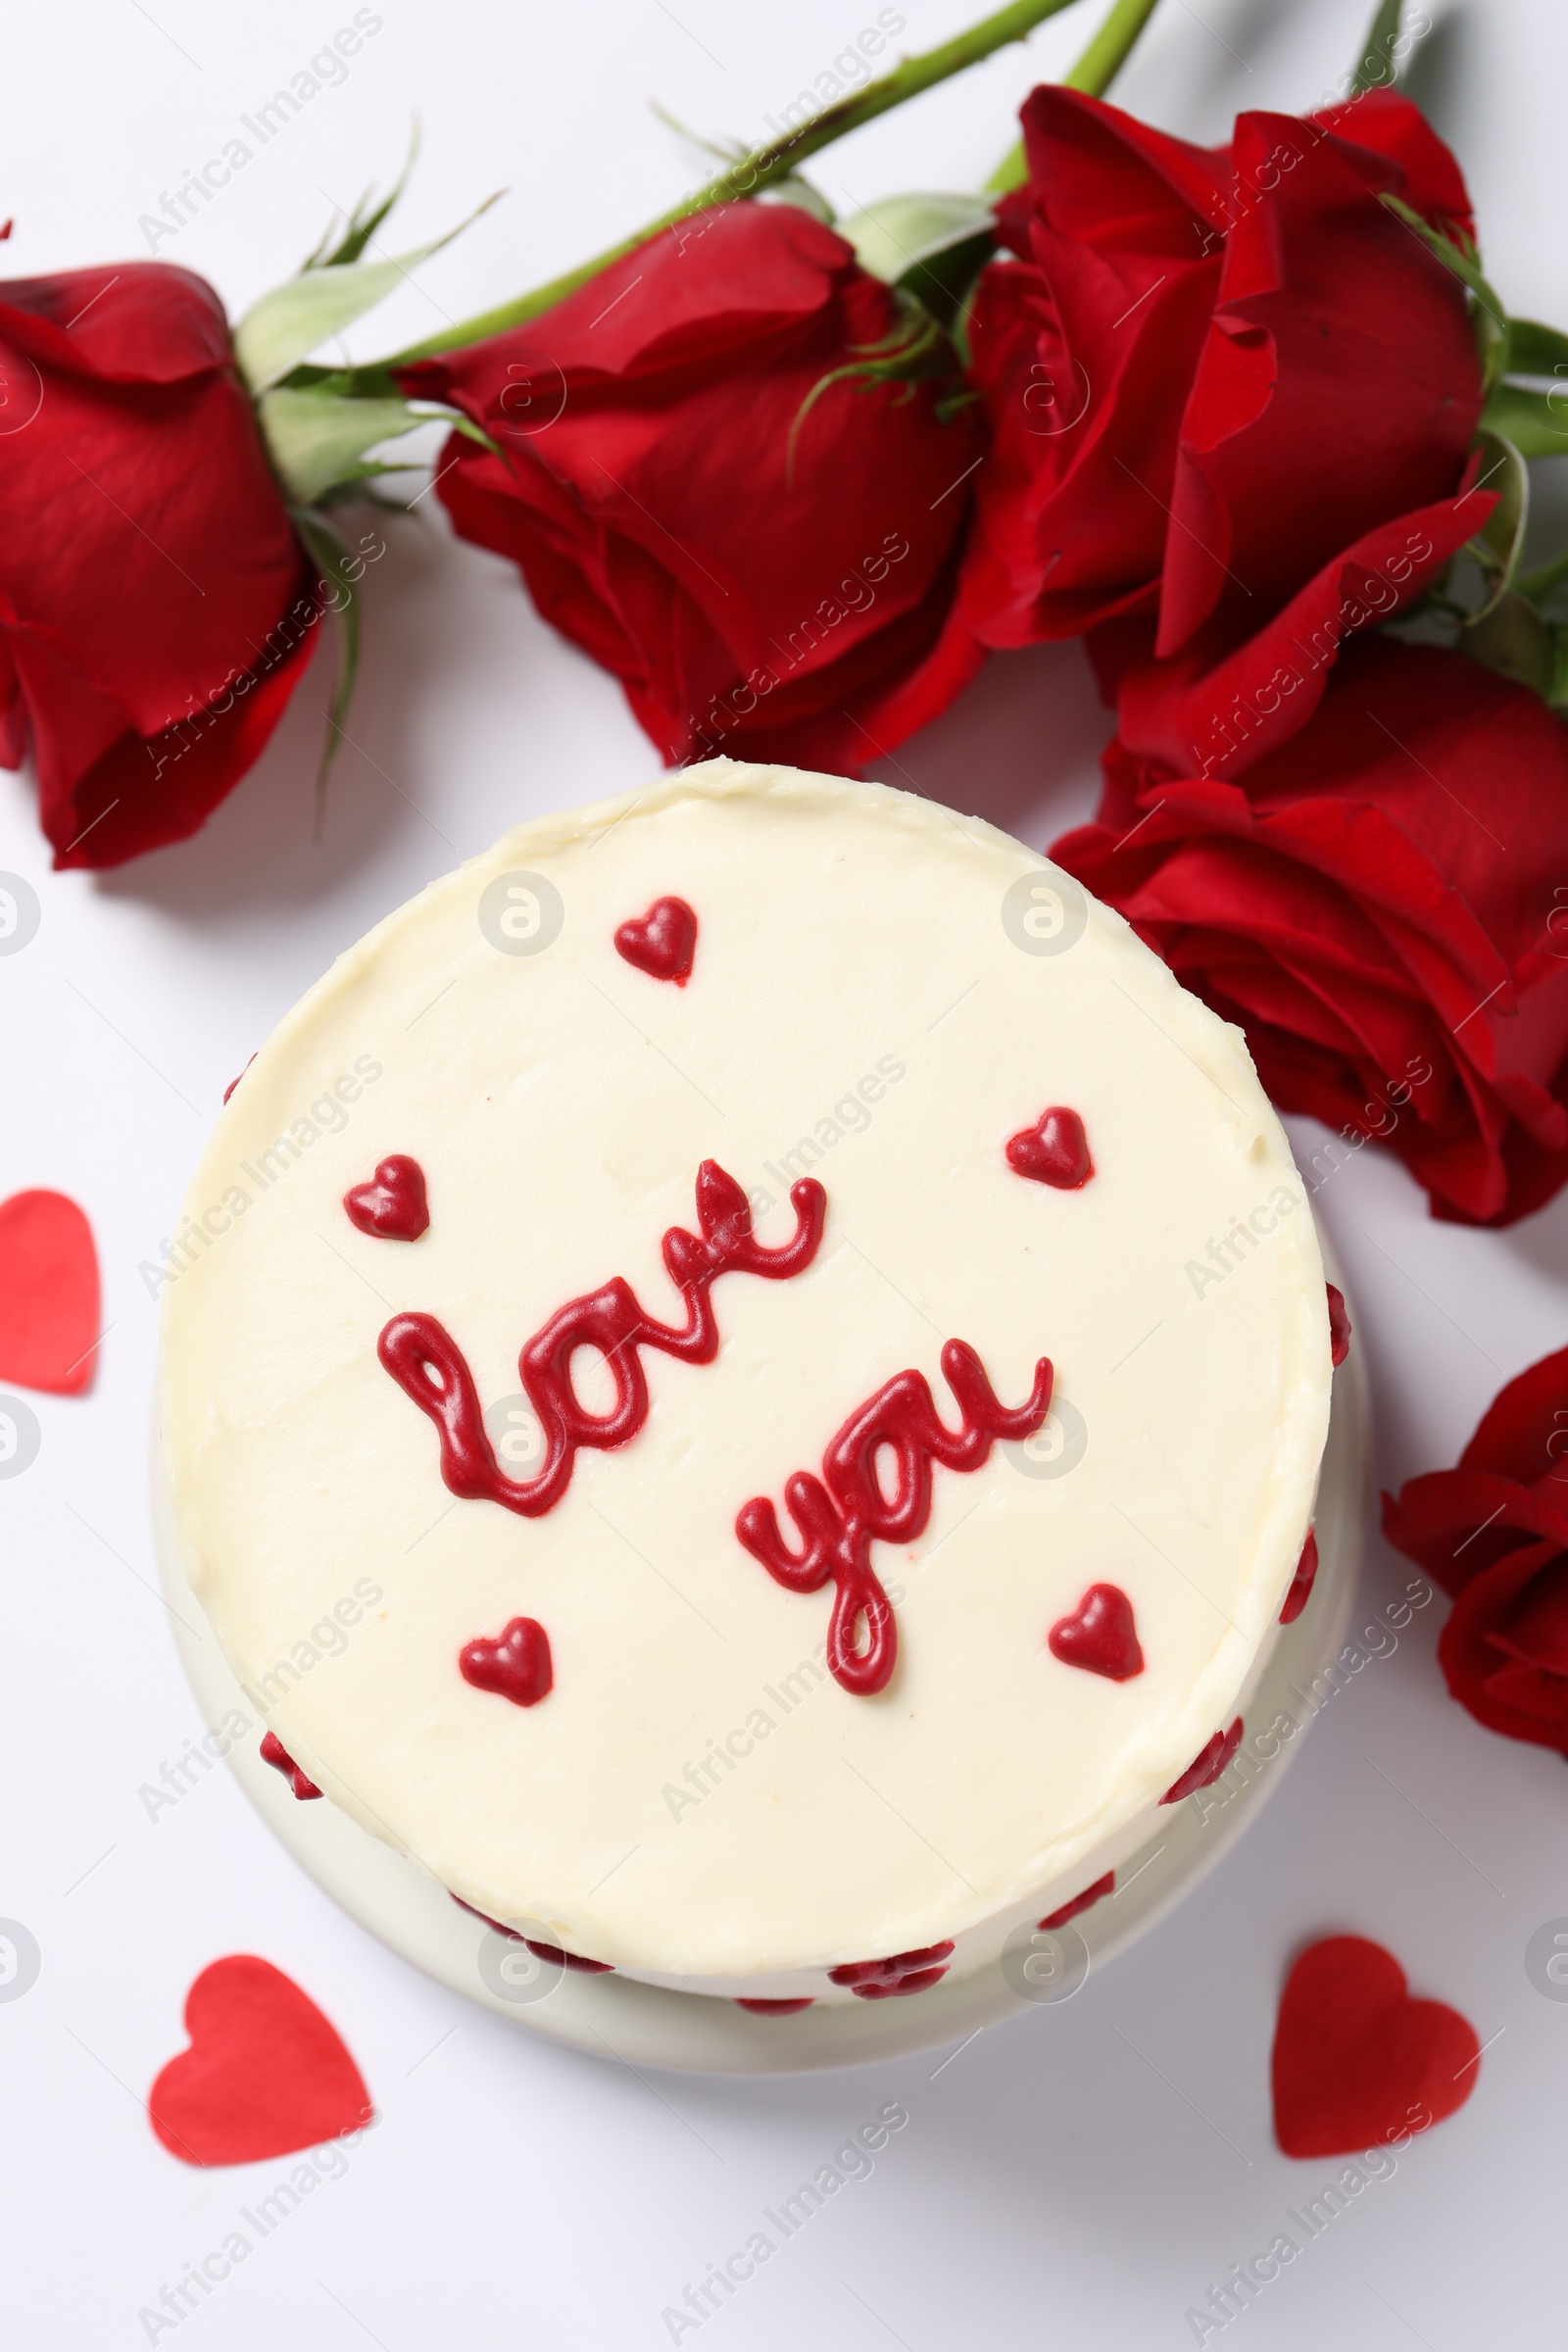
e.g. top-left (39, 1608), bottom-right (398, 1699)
top-left (161, 760), bottom-right (1330, 1977)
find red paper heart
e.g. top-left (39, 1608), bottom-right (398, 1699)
top-left (614, 895), bottom-right (698, 985)
top-left (1161, 1717), bottom-right (1243, 1803)
top-left (149, 1955), bottom-right (373, 2167)
top-left (1271, 1936), bottom-right (1481, 2158)
top-left (0, 1189), bottom-right (100, 1396)
top-left (343, 1154), bottom-right (429, 1242)
top-left (1048, 1583), bottom-right (1144, 1680)
top-left (460, 1616), bottom-right (554, 1706)
top-left (1005, 1106), bottom-right (1094, 1189)
top-left (1279, 1527), bottom-right (1320, 1625)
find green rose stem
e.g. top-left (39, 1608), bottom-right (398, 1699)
top-left (346, 0), bottom-right (1154, 389)
top-left (986, 0), bottom-right (1163, 190)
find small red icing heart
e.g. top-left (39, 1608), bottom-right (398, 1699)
top-left (149, 1955), bottom-right (374, 2166)
top-left (1048, 1583), bottom-right (1144, 1680)
top-left (1006, 1106), bottom-right (1094, 1189)
top-left (260, 1731), bottom-right (320, 1800)
top-left (735, 1996), bottom-right (815, 2014)
top-left (1039, 1871), bottom-right (1115, 1931)
top-left (1271, 1935), bottom-right (1481, 2158)
top-left (0, 1189), bottom-right (100, 1395)
top-left (1327, 1282), bottom-right (1351, 1367)
top-left (1161, 1717), bottom-right (1243, 1803)
top-left (828, 1940), bottom-right (954, 1999)
top-left (343, 1154), bottom-right (429, 1241)
top-left (1279, 1527), bottom-right (1319, 1625)
top-left (460, 1616), bottom-right (553, 1706)
top-left (614, 895), bottom-right (698, 985)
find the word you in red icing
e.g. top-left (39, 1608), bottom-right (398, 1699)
top-left (1327, 1282), bottom-right (1351, 1368)
top-left (260, 1732), bottom-right (321, 1800)
top-left (1161, 1718), bottom-right (1243, 1804)
top-left (737, 1342), bottom-right (1053, 1695)
top-left (344, 1155), bottom-right (429, 1242)
top-left (381, 1161), bottom-right (823, 1522)
top-left (614, 895), bottom-right (698, 985)
top-left (1039, 1871), bottom-right (1114, 1932)
top-left (1279, 1527), bottom-right (1319, 1625)
top-left (1006, 1105), bottom-right (1094, 1190)
top-left (1048, 1584), bottom-right (1144, 1681)
top-left (460, 1617), bottom-right (553, 1708)
top-left (829, 1941), bottom-right (955, 2000)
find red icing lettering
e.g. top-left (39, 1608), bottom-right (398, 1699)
top-left (222, 1054), bottom-right (256, 1104)
top-left (260, 1731), bottom-right (320, 1800)
top-left (460, 1617), bottom-right (553, 1707)
top-left (1279, 1527), bottom-right (1319, 1625)
top-left (345, 1154), bottom-right (429, 1242)
top-left (1161, 1718), bottom-right (1243, 1803)
top-left (379, 1162), bottom-right (825, 1522)
top-left (1048, 1583), bottom-right (1144, 1681)
top-left (1006, 1105), bottom-right (1094, 1189)
top-left (738, 1343), bottom-right (1053, 1695)
top-left (614, 895), bottom-right (698, 985)
top-left (829, 1941), bottom-right (955, 1998)
top-left (1327, 1283), bottom-right (1351, 1367)
top-left (1039, 1871), bottom-right (1114, 1931)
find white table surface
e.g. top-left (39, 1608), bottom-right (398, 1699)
top-left (5, 2), bottom-right (1566, 2345)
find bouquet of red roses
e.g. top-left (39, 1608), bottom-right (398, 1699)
top-left (6, 0), bottom-right (1568, 1235)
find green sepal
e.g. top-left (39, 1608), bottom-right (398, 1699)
top-left (1462, 590), bottom-right (1568, 706)
top-left (1379, 193), bottom-right (1507, 394)
top-left (289, 506), bottom-right (366, 838)
top-left (303, 124), bottom-right (421, 270)
top-left (1465, 428), bottom-right (1529, 617)
top-left (1505, 318), bottom-right (1568, 375)
top-left (1480, 380), bottom-right (1568, 461)
top-left (259, 387), bottom-right (431, 506)
top-left (1349, 0), bottom-right (1403, 95)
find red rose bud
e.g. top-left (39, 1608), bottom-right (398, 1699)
top-left (1383, 1347), bottom-right (1568, 1757)
top-left (0, 264), bottom-right (320, 867)
top-left (1054, 636), bottom-right (1568, 1228)
top-left (397, 203), bottom-right (985, 774)
top-left (959, 89), bottom-right (1481, 658)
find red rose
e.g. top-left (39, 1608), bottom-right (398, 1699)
top-left (397, 203), bottom-right (984, 774)
top-left (1054, 630), bottom-right (1568, 1227)
top-left (1384, 1348), bottom-right (1568, 1756)
top-left (0, 264), bottom-right (319, 867)
top-left (959, 87), bottom-right (1481, 656)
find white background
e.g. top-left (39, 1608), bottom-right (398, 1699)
top-left (4, 0), bottom-right (1568, 2345)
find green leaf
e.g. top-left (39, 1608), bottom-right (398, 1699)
top-left (289, 507), bottom-right (367, 839)
top-left (1462, 591), bottom-right (1563, 702)
top-left (1517, 545), bottom-right (1568, 611)
top-left (235, 195), bottom-right (499, 393)
top-left (1504, 317), bottom-right (1568, 375)
top-left (839, 193), bottom-right (996, 285)
top-left (1466, 429), bottom-right (1529, 616)
top-left (1480, 379), bottom-right (1568, 460)
top-left (1350, 0), bottom-right (1402, 94)
top-left (259, 388), bottom-right (431, 507)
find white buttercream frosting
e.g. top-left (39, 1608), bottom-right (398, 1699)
top-left (160, 760), bottom-right (1331, 1996)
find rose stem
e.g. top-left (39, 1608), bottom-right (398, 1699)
top-left (987, 0), bottom-right (1165, 190)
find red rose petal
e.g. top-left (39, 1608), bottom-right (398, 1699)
top-left (1271, 1935), bottom-right (1481, 2158)
top-left (0, 1188), bottom-right (100, 1396)
top-left (149, 1956), bottom-right (373, 2167)
top-left (1048, 1583), bottom-right (1144, 1679)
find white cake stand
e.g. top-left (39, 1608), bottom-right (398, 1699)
top-left (152, 1280), bottom-right (1367, 2077)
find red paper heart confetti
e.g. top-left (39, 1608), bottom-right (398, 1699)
top-left (343, 1154), bottom-right (429, 1242)
top-left (1048, 1583), bottom-right (1144, 1680)
top-left (149, 1955), bottom-right (373, 2167)
top-left (1005, 1105), bottom-right (1094, 1189)
top-left (1279, 1527), bottom-right (1320, 1625)
top-left (459, 1615), bottom-right (554, 1706)
top-left (0, 1188), bottom-right (100, 1395)
top-left (1271, 1936), bottom-right (1481, 2158)
top-left (260, 1731), bottom-right (320, 1800)
top-left (1039, 1871), bottom-right (1115, 1931)
top-left (1160, 1717), bottom-right (1243, 1803)
top-left (614, 895), bottom-right (698, 985)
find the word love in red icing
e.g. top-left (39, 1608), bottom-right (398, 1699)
top-left (379, 1162), bottom-right (825, 1523)
top-left (737, 1342), bottom-right (1053, 1695)
top-left (614, 896), bottom-right (698, 985)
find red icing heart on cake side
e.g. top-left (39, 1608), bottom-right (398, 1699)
top-left (1279, 1527), bottom-right (1319, 1625)
top-left (1271, 1936), bottom-right (1481, 2158)
top-left (1005, 1106), bottom-right (1093, 1190)
top-left (260, 1731), bottom-right (320, 1799)
top-left (828, 1941), bottom-right (955, 1999)
top-left (1160, 1718), bottom-right (1243, 1802)
top-left (149, 1956), bottom-right (373, 2166)
top-left (1048, 1584), bottom-right (1144, 1680)
top-left (614, 895), bottom-right (697, 985)
top-left (343, 1155), bottom-right (429, 1241)
top-left (0, 1189), bottom-right (100, 1395)
top-left (460, 1616), bottom-right (554, 1706)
